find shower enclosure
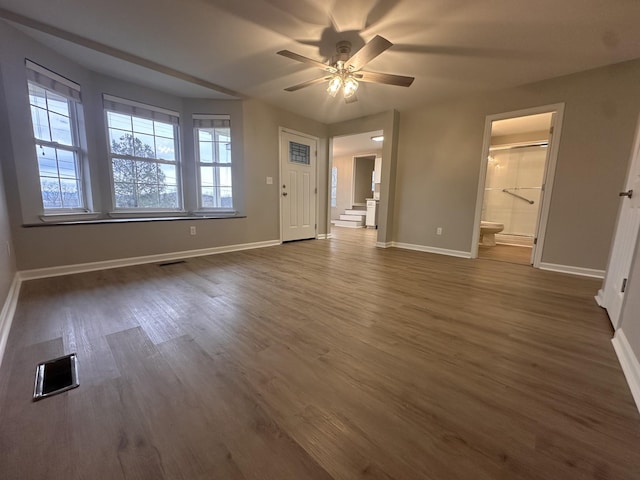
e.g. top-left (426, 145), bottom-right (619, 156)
top-left (482, 144), bottom-right (547, 245)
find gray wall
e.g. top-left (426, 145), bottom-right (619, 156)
top-left (0, 22), bottom-right (328, 270)
top-left (0, 67), bottom-right (16, 301)
top-left (353, 156), bottom-right (375, 205)
top-left (394, 59), bottom-right (640, 269)
top-left (331, 154), bottom-right (352, 220)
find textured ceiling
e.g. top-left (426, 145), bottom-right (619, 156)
top-left (1, 0), bottom-right (640, 123)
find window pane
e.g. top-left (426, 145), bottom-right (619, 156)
top-left (59, 179), bottom-right (81, 208)
top-left (112, 158), bottom-right (134, 183)
top-left (132, 117), bottom-right (154, 135)
top-left (114, 183), bottom-right (136, 208)
top-left (217, 142), bottom-right (231, 164)
top-left (220, 187), bottom-right (233, 208)
top-left (153, 121), bottom-right (174, 139)
top-left (218, 166), bottom-right (232, 187)
top-left (200, 166), bottom-right (214, 187)
top-left (37, 145), bottom-right (58, 177)
top-left (107, 112), bottom-right (132, 131)
top-left (159, 163), bottom-right (177, 184)
top-left (158, 185), bottom-right (178, 208)
top-left (137, 183), bottom-right (158, 208)
top-left (46, 91), bottom-right (70, 117)
top-left (133, 133), bottom-right (156, 158)
top-left (28, 83), bottom-right (47, 109)
top-left (199, 141), bottom-right (213, 163)
top-left (49, 111), bottom-right (73, 145)
top-left (109, 130), bottom-right (134, 155)
top-left (40, 178), bottom-right (62, 208)
top-left (289, 141), bottom-right (310, 165)
top-left (30, 106), bottom-right (51, 141)
top-left (201, 187), bottom-right (215, 208)
top-left (134, 160), bottom-right (159, 186)
top-left (57, 149), bottom-right (77, 179)
top-left (215, 128), bottom-right (230, 141)
top-left (155, 136), bottom-right (176, 161)
top-left (198, 129), bottom-right (212, 142)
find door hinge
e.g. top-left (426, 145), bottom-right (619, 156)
top-left (533, 237), bottom-right (538, 245)
top-left (622, 278), bottom-right (628, 293)
top-left (549, 126), bottom-right (554, 135)
top-left (315, 187), bottom-right (317, 194)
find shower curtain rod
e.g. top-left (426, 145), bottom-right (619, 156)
top-left (489, 141), bottom-right (548, 152)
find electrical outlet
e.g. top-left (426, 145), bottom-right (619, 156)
top-left (190, 226), bottom-right (197, 236)
top-left (436, 227), bottom-right (443, 235)
top-left (266, 176), bottom-right (273, 184)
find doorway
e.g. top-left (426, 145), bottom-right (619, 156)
top-left (472, 104), bottom-right (565, 266)
top-left (330, 130), bottom-right (383, 235)
top-left (279, 128), bottom-right (318, 242)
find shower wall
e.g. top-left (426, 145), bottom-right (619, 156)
top-left (482, 146), bottom-right (547, 237)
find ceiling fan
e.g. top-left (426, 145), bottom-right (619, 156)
top-left (277, 35), bottom-right (414, 103)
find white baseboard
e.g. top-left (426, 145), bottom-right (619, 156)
top-left (595, 289), bottom-right (605, 307)
top-left (495, 234), bottom-right (534, 247)
top-left (376, 241), bottom-right (392, 248)
top-left (538, 262), bottom-right (605, 279)
top-left (19, 239), bottom-right (281, 281)
top-left (317, 234), bottom-right (333, 240)
top-left (392, 242), bottom-right (472, 259)
top-left (612, 329), bottom-right (640, 415)
top-left (0, 273), bottom-right (22, 370)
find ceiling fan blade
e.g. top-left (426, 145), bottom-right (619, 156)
top-left (277, 50), bottom-right (336, 73)
top-left (356, 71), bottom-right (415, 87)
top-left (344, 94), bottom-right (358, 104)
top-left (284, 76), bottom-right (331, 92)
top-left (344, 35), bottom-right (392, 71)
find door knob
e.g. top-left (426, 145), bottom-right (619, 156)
top-left (619, 189), bottom-right (633, 198)
top-left (282, 192), bottom-right (288, 196)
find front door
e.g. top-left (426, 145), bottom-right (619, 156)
top-left (280, 130), bottom-right (317, 242)
top-left (601, 117), bottom-right (640, 329)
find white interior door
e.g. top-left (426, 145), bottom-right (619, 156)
top-left (280, 130), bottom-right (317, 242)
top-left (530, 113), bottom-right (556, 265)
top-left (600, 117), bottom-right (640, 329)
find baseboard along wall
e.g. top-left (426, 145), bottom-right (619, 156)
top-left (612, 329), bottom-right (640, 415)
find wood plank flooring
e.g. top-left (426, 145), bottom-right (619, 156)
top-left (1, 228), bottom-right (639, 479)
top-left (478, 243), bottom-right (533, 265)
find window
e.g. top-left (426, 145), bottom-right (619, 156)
top-left (194, 115), bottom-right (233, 209)
top-left (331, 167), bottom-right (337, 208)
top-left (289, 141), bottom-right (310, 165)
top-left (26, 61), bottom-right (85, 210)
top-left (104, 95), bottom-right (180, 210)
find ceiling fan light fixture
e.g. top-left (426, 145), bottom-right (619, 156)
top-left (327, 75), bottom-right (342, 97)
top-left (343, 76), bottom-right (358, 99)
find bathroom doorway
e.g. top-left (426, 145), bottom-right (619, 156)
top-left (472, 104), bottom-right (565, 266)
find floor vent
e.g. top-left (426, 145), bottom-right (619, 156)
top-left (158, 260), bottom-right (187, 267)
top-left (33, 353), bottom-right (79, 401)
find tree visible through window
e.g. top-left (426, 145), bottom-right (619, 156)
top-left (106, 111), bottom-right (180, 209)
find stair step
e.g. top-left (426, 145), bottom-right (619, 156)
top-left (345, 209), bottom-right (367, 216)
top-left (332, 219), bottom-right (365, 228)
top-left (340, 214), bottom-right (365, 221)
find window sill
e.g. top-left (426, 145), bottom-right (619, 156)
top-left (25, 211), bottom-right (244, 227)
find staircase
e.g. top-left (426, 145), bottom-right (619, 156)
top-left (332, 208), bottom-right (366, 228)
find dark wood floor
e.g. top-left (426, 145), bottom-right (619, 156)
top-left (1, 229), bottom-right (639, 479)
top-left (478, 243), bottom-right (533, 265)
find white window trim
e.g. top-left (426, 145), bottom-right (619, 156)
top-left (194, 114), bottom-right (234, 212)
top-left (27, 77), bottom-right (88, 213)
top-left (104, 96), bottom-right (183, 212)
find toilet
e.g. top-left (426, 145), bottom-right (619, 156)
top-left (480, 221), bottom-right (504, 246)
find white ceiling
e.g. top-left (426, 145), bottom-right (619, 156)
top-left (491, 113), bottom-right (553, 137)
top-left (1, 0), bottom-right (640, 124)
top-left (333, 130), bottom-right (383, 157)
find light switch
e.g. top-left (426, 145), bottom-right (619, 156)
top-left (266, 176), bottom-right (273, 184)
